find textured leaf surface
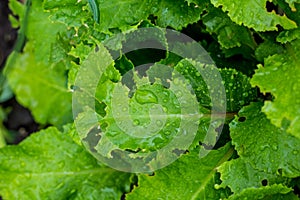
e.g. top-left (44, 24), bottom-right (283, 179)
top-left (175, 60), bottom-right (257, 112)
top-left (5, 0), bottom-right (72, 126)
top-left (251, 39), bottom-right (300, 138)
top-left (0, 127), bottom-right (131, 200)
top-left (276, 2), bottom-right (300, 43)
top-left (153, 0), bottom-right (205, 30)
top-left (44, 0), bottom-right (206, 31)
top-left (126, 144), bottom-right (234, 200)
top-left (218, 158), bottom-right (289, 193)
top-left (210, 0), bottom-right (297, 31)
top-left (230, 103), bottom-right (300, 177)
top-left (202, 5), bottom-right (256, 49)
top-left (255, 40), bottom-right (284, 62)
top-left (227, 184), bottom-right (297, 200)
top-left (5, 51), bottom-right (72, 126)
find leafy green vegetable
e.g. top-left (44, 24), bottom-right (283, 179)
top-left (126, 144), bottom-right (233, 200)
top-left (175, 59), bottom-right (257, 112)
top-left (210, 0), bottom-right (297, 31)
top-left (2, 0), bottom-right (300, 198)
top-left (0, 127), bottom-right (132, 200)
top-left (202, 4), bottom-right (256, 49)
top-left (230, 103), bottom-right (300, 178)
top-left (227, 184), bottom-right (298, 200)
top-left (251, 39), bottom-right (300, 138)
top-left (5, 50), bottom-right (72, 126)
top-left (218, 158), bottom-right (290, 193)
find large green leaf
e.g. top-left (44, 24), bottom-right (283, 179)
top-left (251, 39), bottom-right (300, 138)
top-left (0, 127), bottom-right (132, 200)
top-left (126, 144), bottom-right (234, 199)
top-left (5, 51), bottom-right (72, 126)
top-left (230, 103), bottom-right (300, 178)
top-left (210, 0), bottom-right (297, 31)
top-left (5, 0), bottom-right (73, 126)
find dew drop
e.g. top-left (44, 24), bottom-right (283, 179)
top-left (176, 90), bottom-right (183, 97)
top-left (293, 84), bottom-right (299, 91)
top-left (56, 182), bottom-right (65, 189)
top-left (293, 150), bottom-right (298, 155)
top-left (135, 90), bottom-right (158, 104)
top-left (242, 92), bottom-right (249, 97)
top-left (133, 119), bottom-right (140, 126)
top-left (58, 161), bottom-right (65, 168)
top-left (272, 145), bottom-right (278, 151)
top-left (156, 120), bottom-right (163, 126)
top-left (214, 184), bottom-right (221, 189)
top-left (163, 107), bottom-right (168, 112)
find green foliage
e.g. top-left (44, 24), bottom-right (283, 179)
top-left (210, 0), bottom-right (297, 31)
top-left (1, 0), bottom-right (300, 199)
top-left (126, 144), bottom-right (233, 200)
top-left (251, 40), bottom-right (300, 139)
top-left (230, 103), bottom-right (300, 177)
top-left (0, 127), bottom-right (132, 200)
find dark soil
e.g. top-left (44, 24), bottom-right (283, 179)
top-left (0, 0), bottom-right (39, 144)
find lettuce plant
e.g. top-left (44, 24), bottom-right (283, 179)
top-left (0, 0), bottom-right (299, 199)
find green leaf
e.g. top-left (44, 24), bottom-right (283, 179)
top-left (210, 0), bottom-right (297, 31)
top-left (175, 59), bottom-right (257, 112)
top-left (0, 71), bottom-right (13, 103)
top-left (153, 0), bottom-right (206, 30)
top-left (25, 0), bottom-right (67, 64)
top-left (202, 5), bottom-right (256, 49)
top-left (44, 0), bottom-right (207, 32)
top-left (44, 0), bottom-right (93, 27)
top-left (5, 51), bottom-right (72, 126)
top-left (218, 158), bottom-right (289, 193)
top-left (254, 40), bottom-right (285, 62)
top-left (285, 0), bottom-right (300, 11)
top-left (277, 28), bottom-right (300, 43)
top-left (0, 127), bottom-right (132, 200)
top-left (227, 184), bottom-right (297, 200)
top-left (126, 144), bottom-right (234, 200)
top-left (251, 39), bottom-right (300, 138)
top-left (276, 2), bottom-right (300, 43)
top-left (230, 103), bottom-right (300, 178)
top-left (5, 0), bottom-right (73, 126)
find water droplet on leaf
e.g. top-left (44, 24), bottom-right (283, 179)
top-left (135, 89), bottom-right (158, 104)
